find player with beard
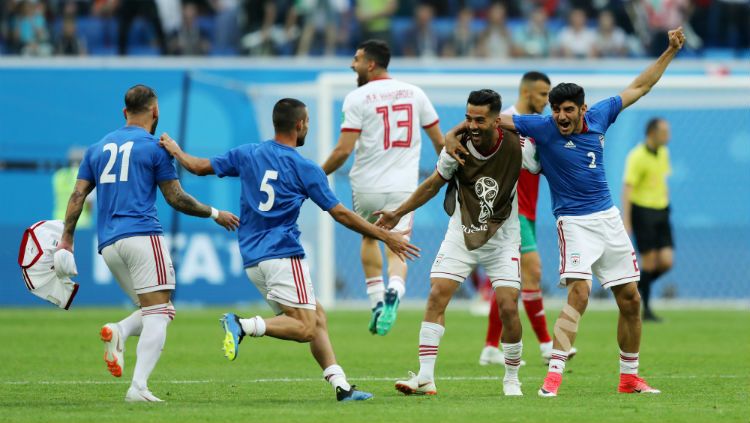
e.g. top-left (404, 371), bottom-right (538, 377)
top-left (159, 98), bottom-right (420, 402)
top-left (321, 39), bottom-right (444, 336)
top-left (376, 89), bottom-right (541, 396)
top-left (59, 84), bottom-right (240, 402)
top-left (479, 71), bottom-right (578, 366)
top-left (446, 28), bottom-right (686, 397)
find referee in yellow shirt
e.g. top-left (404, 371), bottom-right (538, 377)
top-left (622, 118), bottom-right (674, 322)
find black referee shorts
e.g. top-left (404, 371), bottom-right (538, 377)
top-left (631, 204), bottom-right (674, 253)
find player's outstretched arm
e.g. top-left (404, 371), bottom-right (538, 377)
top-left (321, 131), bottom-right (358, 175)
top-left (373, 171), bottom-right (447, 230)
top-left (158, 180), bottom-right (240, 231)
top-left (59, 179), bottom-right (95, 252)
top-left (620, 27), bottom-right (685, 110)
top-left (328, 204), bottom-right (421, 262)
top-left (159, 133), bottom-right (215, 176)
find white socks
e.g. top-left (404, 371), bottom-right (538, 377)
top-left (365, 277), bottom-right (385, 308)
top-left (502, 341), bottom-right (523, 381)
top-left (620, 350), bottom-right (639, 375)
top-left (323, 364), bottom-right (351, 391)
top-left (132, 303), bottom-right (174, 390)
top-left (239, 316), bottom-right (266, 337)
top-left (548, 349), bottom-right (568, 374)
top-left (388, 276), bottom-right (406, 299)
top-left (417, 322), bottom-right (445, 383)
top-left (118, 309), bottom-right (143, 339)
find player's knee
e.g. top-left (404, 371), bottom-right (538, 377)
top-left (618, 287), bottom-right (641, 316)
top-left (658, 257), bottom-right (673, 273)
top-left (314, 307), bottom-right (328, 329)
top-left (496, 295), bottom-right (519, 320)
top-left (568, 282), bottom-right (590, 310)
top-left (299, 319), bottom-right (317, 342)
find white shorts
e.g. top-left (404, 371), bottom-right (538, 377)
top-left (246, 256), bottom-right (316, 314)
top-left (556, 207), bottom-right (640, 289)
top-left (352, 191), bottom-right (414, 238)
top-left (430, 229), bottom-right (521, 290)
top-left (101, 235), bottom-right (175, 304)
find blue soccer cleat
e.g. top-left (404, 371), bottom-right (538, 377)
top-left (376, 288), bottom-right (400, 336)
top-left (336, 385), bottom-right (374, 402)
top-left (368, 301), bottom-right (383, 334)
top-left (220, 312), bottom-right (244, 361)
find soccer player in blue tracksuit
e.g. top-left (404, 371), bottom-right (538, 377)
top-left (159, 98), bottom-right (419, 402)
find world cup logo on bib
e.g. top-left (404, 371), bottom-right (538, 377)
top-left (474, 176), bottom-right (499, 223)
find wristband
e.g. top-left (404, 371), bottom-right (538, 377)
top-left (210, 207), bottom-right (219, 220)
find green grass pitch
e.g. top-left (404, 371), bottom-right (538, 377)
top-left (1, 307), bottom-right (748, 423)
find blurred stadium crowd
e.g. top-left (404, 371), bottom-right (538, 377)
top-left (0, 0), bottom-right (747, 58)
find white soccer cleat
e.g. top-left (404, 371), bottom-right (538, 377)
top-left (503, 378), bottom-right (523, 396)
top-left (479, 346), bottom-right (504, 366)
top-left (395, 371), bottom-right (437, 396)
top-left (100, 323), bottom-right (124, 378)
top-left (479, 346), bottom-right (526, 366)
top-left (125, 386), bottom-right (163, 402)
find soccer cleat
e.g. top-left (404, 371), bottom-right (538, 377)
top-left (368, 302), bottom-right (383, 335)
top-left (395, 371), bottom-right (437, 396)
top-left (542, 346), bottom-right (577, 365)
top-left (503, 378), bottom-right (523, 396)
top-left (538, 372), bottom-right (563, 397)
top-left (336, 385), bottom-right (374, 401)
top-left (125, 386), bottom-right (163, 402)
top-left (100, 323), bottom-right (124, 378)
top-left (479, 346), bottom-right (526, 366)
top-left (376, 288), bottom-right (400, 336)
top-left (479, 346), bottom-right (504, 365)
top-left (618, 374), bottom-right (661, 394)
top-left (220, 312), bottom-right (245, 361)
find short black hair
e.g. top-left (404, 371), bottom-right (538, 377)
top-left (521, 71), bottom-right (551, 86)
top-left (273, 98), bottom-right (307, 133)
top-left (645, 117), bottom-right (665, 135)
top-left (357, 39), bottom-right (391, 69)
top-left (467, 89), bottom-right (502, 114)
top-left (124, 84), bottom-right (157, 114)
top-left (548, 82), bottom-right (585, 107)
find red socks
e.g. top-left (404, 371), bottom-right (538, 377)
top-left (521, 289), bottom-right (551, 343)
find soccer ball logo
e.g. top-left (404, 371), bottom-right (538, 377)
top-left (474, 177), bottom-right (499, 223)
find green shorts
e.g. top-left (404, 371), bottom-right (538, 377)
top-left (520, 215), bottom-right (537, 254)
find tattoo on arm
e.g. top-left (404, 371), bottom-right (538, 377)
top-left (160, 180), bottom-right (211, 217)
top-left (62, 189), bottom-right (87, 240)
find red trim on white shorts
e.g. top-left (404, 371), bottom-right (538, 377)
top-left (557, 221), bottom-right (567, 274)
top-left (291, 256), bottom-right (308, 304)
top-left (341, 128), bottom-right (362, 133)
top-left (150, 236), bottom-right (165, 285)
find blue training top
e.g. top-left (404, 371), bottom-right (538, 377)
top-left (210, 140), bottom-right (340, 268)
top-left (513, 96), bottom-right (622, 218)
top-left (78, 125), bottom-right (177, 252)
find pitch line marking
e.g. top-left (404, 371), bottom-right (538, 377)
top-left (1, 374), bottom-right (741, 386)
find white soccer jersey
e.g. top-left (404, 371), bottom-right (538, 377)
top-left (341, 78), bottom-right (440, 193)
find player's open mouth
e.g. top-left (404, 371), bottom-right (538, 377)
top-left (470, 130), bottom-right (481, 141)
top-left (558, 121), bottom-right (571, 130)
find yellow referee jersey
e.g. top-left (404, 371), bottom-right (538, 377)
top-left (624, 144), bottom-right (671, 209)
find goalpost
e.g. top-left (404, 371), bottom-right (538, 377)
top-left (315, 72), bottom-right (750, 308)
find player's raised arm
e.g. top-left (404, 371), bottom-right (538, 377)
top-left (328, 204), bottom-right (421, 262)
top-left (158, 179), bottom-right (239, 231)
top-left (373, 171), bottom-right (447, 230)
top-left (321, 131), bottom-right (358, 175)
top-left (59, 179), bottom-right (95, 251)
top-left (159, 133), bottom-right (215, 175)
top-left (620, 27), bottom-right (685, 110)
